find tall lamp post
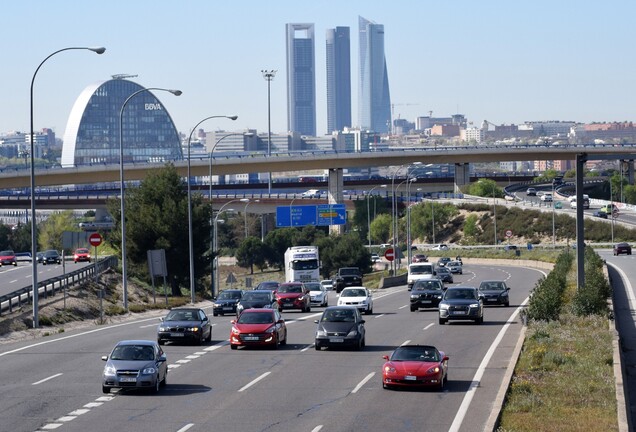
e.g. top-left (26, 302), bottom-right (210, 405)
top-left (120, 87), bottom-right (182, 311)
top-left (552, 182), bottom-right (556, 247)
top-left (186, 116), bottom-right (238, 305)
top-left (213, 198), bottom-right (249, 296)
top-left (244, 199), bottom-right (259, 238)
top-left (367, 184), bottom-right (387, 247)
top-left (262, 70), bottom-right (276, 194)
top-left (406, 177), bottom-right (416, 263)
top-left (30, 46), bottom-right (105, 328)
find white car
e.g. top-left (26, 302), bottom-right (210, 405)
top-left (431, 244), bottom-right (449, 251)
top-left (301, 189), bottom-right (322, 198)
top-left (320, 280), bottom-right (334, 291)
top-left (370, 253), bottom-right (381, 263)
top-left (337, 286), bottom-right (373, 314)
top-left (305, 282), bottom-right (328, 307)
top-left (540, 193), bottom-right (553, 202)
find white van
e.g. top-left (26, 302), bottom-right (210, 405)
top-left (570, 195), bottom-right (590, 209)
top-left (407, 262), bottom-right (436, 290)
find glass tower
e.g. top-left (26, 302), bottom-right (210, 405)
top-left (61, 78), bottom-right (181, 167)
top-left (358, 16), bottom-right (391, 134)
top-left (286, 23), bottom-right (316, 137)
top-left (326, 26), bottom-right (352, 134)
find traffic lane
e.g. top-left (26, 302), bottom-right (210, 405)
top-left (0, 260), bottom-right (92, 297)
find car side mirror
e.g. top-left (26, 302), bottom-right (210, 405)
top-left (101, 355), bottom-right (108, 361)
top-left (507, 287), bottom-right (511, 291)
top-left (314, 319), bottom-right (320, 324)
top-left (360, 319), bottom-right (366, 324)
top-left (158, 354), bottom-right (167, 363)
top-left (230, 320), bottom-right (236, 324)
top-left (443, 355), bottom-right (449, 361)
top-left (159, 317), bottom-right (164, 322)
top-left (382, 355), bottom-right (389, 360)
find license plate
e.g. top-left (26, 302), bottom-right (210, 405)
top-left (283, 304), bottom-right (295, 308)
top-left (244, 336), bottom-right (259, 341)
top-left (487, 298), bottom-right (498, 302)
top-left (404, 375), bottom-right (417, 381)
top-left (329, 337), bottom-right (344, 343)
top-left (452, 311), bottom-right (467, 315)
top-left (120, 377), bottom-right (137, 383)
top-left (170, 333), bottom-right (184, 337)
top-left (421, 300), bottom-right (432, 304)
top-left (223, 306), bottom-right (233, 310)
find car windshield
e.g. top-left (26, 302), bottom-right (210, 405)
top-left (480, 282), bottom-right (506, 291)
top-left (237, 312), bottom-right (274, 324)
top-left (243, 292), bottom-right (269, 301)
top-left (413, 280), bottom-right (443, 291)
top-left (76, 249), bottom-right (89, 253)
top-left (278, 284), bottom-right (303, 293)
top-left (291, 260), bottom-right (318, 270)
top-left (110, 344), bottom-right (155, 361)
top-left (339, 268), bottom-right (360, 276)
top-left (446, 289), bottom-right (476, 300)
top-left (305, 283), bottom-right (322, 292)
top-left (219, 291), bottom-right (242, 300)
top-left (410, 265), bottom-right (432, 275)
top-left (437, 268), bottom-right (450, 274)
top-left (165, 310), bottom-right (198, 321)
top-left (0, 250), bottom-right (13, 255)
top-left (322, 309), bottom-right (355, 322)
top-left (341, 289), bottom-right (367, 297)
top-left (390, 347), bottom-right (439, 362)
top-left (256, 282), bottom-right (279, 290)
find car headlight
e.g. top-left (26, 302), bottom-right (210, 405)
top-left (187, 327), bottom-right (200, 332)
top-left (142, 367), bottom-right (157, 375)
top-left (213, 302), bottom-right (222, 307)
top-left (469, 303), bottom-right (480, 308)
top-left (347, 329), bottom-right (358, 337)
top-left (426, 366), bottom-right (441, 374)
top-left (316, 329), bottom-right (327, 337)
top-left (264, 326), bottom-right (276, 333)
top-left (104, 365), bottom-right (116, 375)
top-left (435, 295), bottom-right (442, 299)
top-left (384, 365), bottom-right (396, 373)
top-left (158, 326), bottom-right (168, 332)
top-left (501, 291), bottom-right (509, 297)
top-left (439, 303), bottom-right (449, 310)
top-left (231, 326), bottom-right (240, 335)
top-left (410, 295), bottom-right (418, 300)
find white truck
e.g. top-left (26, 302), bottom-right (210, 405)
top-left (284, 246), bottom-right (321, 282)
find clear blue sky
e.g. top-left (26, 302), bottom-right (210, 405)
top-left (2, 0), bottom-right (635, 139)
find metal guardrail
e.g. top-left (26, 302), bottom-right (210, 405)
top-left (0, 255), bottom-right (118, 316)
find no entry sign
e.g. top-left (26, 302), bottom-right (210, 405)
top-left (89, 232), bottom-right (103, 247)
top-left (384, 248), bottom-right (395, 262)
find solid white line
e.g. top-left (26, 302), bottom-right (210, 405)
top-left (398, 304), bottom-right (409, 309)
top-left (301, 344), bottom-right (314, 352)
top-left (374, 313), bottom-right (385, 318)
top-left (401, 340), bottom-right (411, 346)
top-left (238, 371), bottom-right (271, 392)
top-left (448, 297), bottom-right (529, 432)
top-left (10, 279), bottom-right (17, 283)
top-left (609, 262), bottom-right (636, 311)
top-left (351, 372), bottom-right (375, 394)
top-left (423, 323), bottom-right (434, 331)
top-left (310, 426), bottom-right (323, 432)
top-left (32, 373), bottom-right (63, 385)
top-left (176, 424), bottom-right (195, 432)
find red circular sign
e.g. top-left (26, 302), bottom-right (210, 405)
top-left (505, 230), bottom-right (513, 238)
top-left (384, 248), bottom-right (395, 261)
top-left (89, 232), bottom-right (103, 247)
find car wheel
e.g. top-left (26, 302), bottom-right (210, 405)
top-left (206, 329), bottom-right (212, 342)
top-left (315, 342), bottom-right (321, 351)
top-left (213, 311), bottom-right (218, 317)
top-left (102, 385), bottom-right (110, 394)
top-left (307, 304), bottom-right (311, 313)
top-left (230, 344), bottom-right (237, 350)
top-left (438, 375), bottom-right (445, 391)
top-left (504, 301), bottom-right (510, 307)
top-left (161, 371), bottom-right (167, 387)
top-left (410, 306), bottom-right (417, 312)
top-left (281, 330), bottom-right (287, 346)
top-left (158, 339), bottom-right (164, 346)
top-left (382, 381), bottom-right (392, 390)
top-left (439, 317), bottom-right (446, 325)
top-left (153, 377), bottom-right (160, 393)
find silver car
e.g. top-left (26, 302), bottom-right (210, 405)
top-left (102, 340), bottom-right (168, 394)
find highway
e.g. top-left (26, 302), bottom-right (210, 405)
top-left (0, 260), bottom-right (92, 298)
top-left (0, 263), bottom-right (544, 432)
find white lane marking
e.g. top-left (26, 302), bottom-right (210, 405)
top-left (301, 344), bottom-right (314, 352)
top-left (176, 424), bottom-right (195, 432)
top-left (607, 262), bottom-right (636, 312)
top-left (56, 416), bottom-right (76, 422)
top-left (401, 340), bottom-right (411, 346)
top-left (238, 371), bottom-right (271, 392)
top-left (10, 279), bottom-right (17, 283)
top-left (204, 342), bottom-right (227, 351)
top-left (310, 426), bottom-right (324, 432)
top-left (374, 313), bottom-right (385, 318)
top-left (83, 402), bottom-right (103, 408)
top-left (139, 323), bottom-right (158, 328)
top-left (95, 396), bottom-right (114, 401)
top-left (40, 423), bottom-right (62, 430)
top-left (185, 355), bottom-right (200, 360)
top-left (399, 304), bottom-right (409, 309)
top-left (193, 351), bottom-right (206, 355)
top-left (423, 323), bottom-right (434, 331)
top-left (176, 359), bottom-right (191, 364)
top-left (168, 364), bottom-right (181, 369)
top-left (32, 373), bottom-right (63, 385)
top-left (351, 372), bottom-right (375, 394)
top-left (448, 297), bottom-right (529, 432)
top-left (68, 409), bottom-right (90, 416)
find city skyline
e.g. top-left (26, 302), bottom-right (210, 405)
top-left (2, 1), bottom-right (635, 139)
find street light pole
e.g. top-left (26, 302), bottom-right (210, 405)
top-left (244, 199), bottom-right (259, 238)
top-left (406, 177), bottom-right (416, 263)
top-left (552, 182), bottom-right (556, 247)
top-left (367, 184), bottom-right (387, 248)
top-left (30, 46), bottom-right (105, 328)
top-left (262, 70), bottom-right (276, 195)
top-left (120, 87), bottom-right (182, 311)
top-left (213, 198), bottom-right (249, 296)
top-left (186, 116), bottom-right (237, 305)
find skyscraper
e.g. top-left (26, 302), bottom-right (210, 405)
top-left (286, 23), bottom-right (316, 137)
top-left (358, 16), bottom-right (391, 134)
top-left (326, 26), bottom-right (352, 134)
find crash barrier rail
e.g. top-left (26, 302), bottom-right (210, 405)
top-left (0, 255), bottom-right (118, 316)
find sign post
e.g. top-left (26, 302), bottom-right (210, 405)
top-left (88, 233), bottom-right (103, 284)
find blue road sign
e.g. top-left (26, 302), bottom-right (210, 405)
top-left (276, 204), bottom-right (346, 227)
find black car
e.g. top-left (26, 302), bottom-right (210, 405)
top-left (478, 280), bottom-right (510, 307)
top-left (334, 267), bottom-right (363, 293)
top-left (436, 267), bottom-right (454, 283)
top-left (212, 289), bottom-right (244, 316)
top-left (437, 257), bottom-right (451, 267)
top-left (314, 306), bottom-right (366, 351)
top-left (236, 289), bottom-right (279, 316)
top-left (42, 250), bottom-right (62, 265)
top-left (614, 242), bottom-right (632, 256)
top-left (438, 286), bottom-right (484, 325)
top-left (254, 281), bottom-right (280, 292)
top-left (593, 210), bottom-right (608, 219)
top-left (157, 308), bottom-right (212, 345)
top-left (410, 279), bottom-right (445, 311)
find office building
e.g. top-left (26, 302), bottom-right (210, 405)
top-left (326, 26), bottom-right (352, 134)
top-left (61, 77), bottom-right (181, 167)
top-left (286, 23), bottom-right (316, 137)
top-left (358, 16), bottom-right (391, 134)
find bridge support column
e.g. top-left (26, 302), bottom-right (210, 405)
top-left (454, 163), bottom-right (470, 193)
top-left (328, 168), bottom-right (345, 235)
top-left (621, 159), bottom-right (634, 185)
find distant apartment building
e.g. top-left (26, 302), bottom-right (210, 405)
top-left (430, 124), bottom-right (460, 137)
top-left (461, 127), bottom-right (484, 143)
top-left (524, 121), bottom-right (577, 137)
top-left (570, 122), bottom-right (636, 143)
top-left (393, 118), bottom-right (415, 135)
top-left (416, 114), bottom-right (466, 131)
top-left (358, 16), bottom-right (391, 134)
top-left (326, 26), bottom-right (352, 134)
top-left (286, 23), bottom-right (316, 137)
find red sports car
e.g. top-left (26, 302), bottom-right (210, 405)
top-left (230, 308), bottom-right (287, 350)
top-left (73, 248), bottom-right (91, 263)
top-left (382, 345), bottom-right (448, 390)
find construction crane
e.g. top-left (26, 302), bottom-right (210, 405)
top-left (390, 103), bottom-right (419, 135)
top-left (111, 74), bottom-right (138, 80)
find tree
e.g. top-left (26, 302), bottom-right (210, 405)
top-left (316, 234), bottom-right (372, 279)
top-left (107, 164), bottom-right (211, 296)
top-left (264, 228), bottom-right (297, 270)
top-left (38, 210), bottom-right (76, 253)
top-left (351, 195), bottom-right (389, 241)
top-left (236, 237), bottom-right (268, 274)
top-left (370, 213), bottom-right (392, 244)
top-left (467, 179), bottom-right (505, 198)
top-left (9, 223), bottom-right (31, 252)
top-left (409, 202), bottom-right (459, 243)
